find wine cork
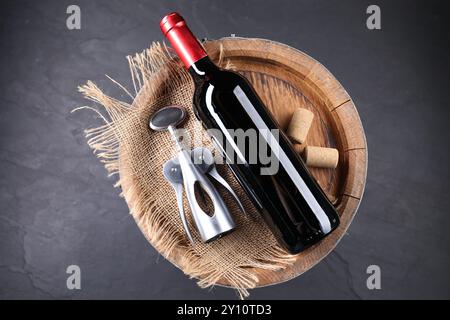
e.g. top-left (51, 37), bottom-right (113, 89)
top-left (286, 108), bottom-right (314, 144)
top-left (303, 146), bottom-right (339, 169)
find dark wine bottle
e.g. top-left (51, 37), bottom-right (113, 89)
top-left (160, 12), bottom-right (340, 254)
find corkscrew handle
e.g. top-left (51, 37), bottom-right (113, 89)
top-left (177, 149), bottom-right (235, 242)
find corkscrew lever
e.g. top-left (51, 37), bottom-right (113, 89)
top-left (163, 159), bottom-right (194, 244)
top-left (191, 147), bottom-right (245, 214)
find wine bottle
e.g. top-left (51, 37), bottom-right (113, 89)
top-left (160, 12), bottom-right (340, 254)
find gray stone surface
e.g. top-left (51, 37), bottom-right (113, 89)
top-left (1, 0), bottom-right (449, 299)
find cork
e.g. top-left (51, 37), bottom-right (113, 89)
top-left (303, 146), bottom-right (339, 169)
top-left (286, 108), bottom-right (314, 144)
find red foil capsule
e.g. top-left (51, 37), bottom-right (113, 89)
top-left (160, 12), bottom-right (207, 68)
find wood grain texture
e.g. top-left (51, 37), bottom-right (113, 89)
top-left (125, 38), bottom-right (367, 287)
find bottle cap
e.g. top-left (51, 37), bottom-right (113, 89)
top-left (160, 12), bottom-right (207, 68)
top-left (160, 12), bottom-right (185, 36)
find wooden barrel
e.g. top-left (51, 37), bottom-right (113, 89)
top-left (124, 37), bottom-right (367, 287)
top-left (205, 38), bottom-right (367, 285)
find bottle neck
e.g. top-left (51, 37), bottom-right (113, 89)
top-left (160, 12), bottom-right (207, 69)
top-left (188, 56), bottom-right (219, 81)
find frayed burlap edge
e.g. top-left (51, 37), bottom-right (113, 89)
top-left (74, 42), bottom-right (297, 299)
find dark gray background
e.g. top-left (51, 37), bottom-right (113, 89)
top-left (1, 0), bottom-right (449, 299)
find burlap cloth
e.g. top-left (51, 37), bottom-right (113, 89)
top-left (77, 42), bottom-right (297, 298)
